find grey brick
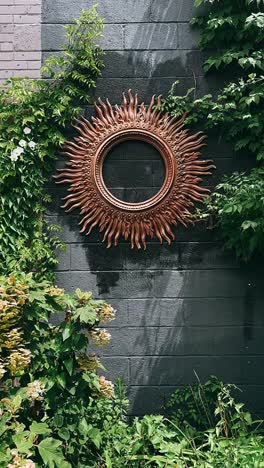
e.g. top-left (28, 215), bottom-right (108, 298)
top-left (57, 271), bottom-right (126, 298)
top-left (183, 298), bottom-right (264, 327)
top-left (70, 244), bottom-right (125, 271)
top-left (102, 51), bottom-right (153, 78)
top-left (42, 0), bottom-right (151, 24)
top-left (100, 327), bottom-right (185, 356)
top-left (130, 356), bottom-right (245, 386)
top-left (45, 215), bottom-right (103, 243)
top-left (151, 50), bottom-right (206, 77)
top-left (54, 246), bottom-right (70, 271)
top-left (125, 243), bottom-right (181, 271)
top-left (92, 76), bottom-right (196, 103)
top-left (179, 243), bottom-right (239, 269)
top-left (99, 357), bottom-right (129, 384)
top-left (150, 0), bottom-right (195, 23)
top-left (154, 270), bottom-right (264, 298)
top-left (124, 23), bottom-right (178, 50)
top-left (128, 386), bottom-right (176, 415)
top-left (237, 385), bottom-right (264, 413)
top-left (42, 23), bottom-right (123, 51)
top-left (125, 271), bottom-right (154, 298)
top-left (127, 299), bottom-right (185, 327)
top-left (178, 23), bottom-right (200, 50)
top-left (102, 299), bottom-right (129, 328)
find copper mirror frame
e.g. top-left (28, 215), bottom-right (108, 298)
top-left (55, 90), bottom-right (215, 249)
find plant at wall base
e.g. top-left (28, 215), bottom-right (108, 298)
top-left (0, 273), bottom-right (123, 467)
top-left (158, 0), bottom-right (264, 261)
top-left (0, 6), bottom-right (104, 280)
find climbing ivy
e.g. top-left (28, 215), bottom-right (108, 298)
top-left (0, 7), bottom-right (104, 279)
top-left (159, 0), bottom-right (264, 260)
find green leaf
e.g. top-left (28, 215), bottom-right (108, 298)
top-left (73, 304), bottom-right (97, 324)
top-left (30, 421), bottom-right (51, 435)
top-left (38, 437), bottom-right (64, 468)
top-left (63, 357), bottom-right (74, 376)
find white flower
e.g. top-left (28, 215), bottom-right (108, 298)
top-left (23, 127), bottom-right (31, 135)
top-left (10, 147), bottom-right (24, 161)
top-left (10, 153), bottom-right (19, 162)
top-left (28, 141), bottom-right (36, 149)
top-left (18, 139), bottom-right (27, 148)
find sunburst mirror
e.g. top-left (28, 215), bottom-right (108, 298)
top-left (55, 90), bottom-right (215, 249)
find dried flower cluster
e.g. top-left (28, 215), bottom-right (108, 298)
top-left (89, 328), bottom-right (111, 346)
top-left (99, 376), bottom-right (114, 398)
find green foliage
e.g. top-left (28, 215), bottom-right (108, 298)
top-left (159, 0), bottom-right (264, 261)
top-left (201, 168), bottom-right (264, 261)
top-left (164, 375), bottom-right (222, 432)
top-left (0, 6), bottom-right (104, 279)
top-left (0, 272), bottom-right (119, 467)
top-left (97, 379), bottom-right (264, 467)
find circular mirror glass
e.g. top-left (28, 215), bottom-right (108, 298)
top-left (102, 140), bottom-right (165, 203)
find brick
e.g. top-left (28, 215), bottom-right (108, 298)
top-left (70, 244), bottom-right (125, 271)
top-left (0, 14), bottom-right (11, 21)
top-left (0, 6), bottom-right (13, 14)
top-left (0, 42), bottom-right (12, 50)
top-left (99, 299), bottom-right (128, 328)
top-left (92, 77), bottom-right (195, 103)
top-left (42, 23), bottom-right (123, 51)
top-left (178, 242), bottom-right (238, 269)
top-left (130, 356), bottom-right (245, 386)
top-left (27, 60), bottom-right (41, 69)
top-left (151, 50), bottom-right (206, 77)
top-left (151, 0), bottom-right (195, 22)
top-left (154, 269), bottom-right (264, 298)
top-left (183, 298), bottom-right (264, 327)
top-left (125, 271), bottom-right (154, 298)
top-left (0, 23), bottom-right (13, 33)
top-left (127, 299), bottom-right (185, 326)
top-left (14, 51), bottom-right (40, 60)
top-left (54, 247), bottom-right (70, 271)
top-left (124, 23), bottom-right (178, 50)
top-left (57, 271), bottom-right (126, 299)
top-left (99, 327), bottom-right (182, 357)
top-left (42, 0), bottom-right (151, 24)
top-left (0, 69), bottom-right (13, 77)
top-left (0, 60), bottom-right (24, 69)
top-left (102, 325), bottom-right (264, 357)
top-left (28, 5), bottom-right (41, 14)
top-left (14, 69), bottom-right (40, 77)
top-left (14, 24), bottom-right (40, 51)
top-left (178, 23), bottom-right (201, 49)
top-left (102, 51), bottom-right (153, 78)
top-left (128, 386), bottom-right (173, 415)
top-left (0, 51), bottom-right (13, 59)
top-left (0, 33), bottom-right (12, 40)
top-left (14, 0), bottom-right (41, 4)
top-left (99, 357), bottom-right (129, 384)
top-left (13, 15), bottom-right (39, 23)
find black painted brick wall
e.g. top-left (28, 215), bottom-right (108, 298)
top-left (42, 0), bottom-right (264, 416)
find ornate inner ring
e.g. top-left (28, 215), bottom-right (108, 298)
top-left (93, 129), bottom-right (175, 212)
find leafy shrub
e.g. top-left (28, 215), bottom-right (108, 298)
top-left (202, 168), bottom-right (264, 261)
top-left (0, 272), bottom-right (122, 467)
top-left (100, 379), bottom-right (264, 467)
